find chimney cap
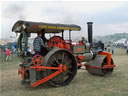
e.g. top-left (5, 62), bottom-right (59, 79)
top-left (87, 22), bottom-right (93, 24)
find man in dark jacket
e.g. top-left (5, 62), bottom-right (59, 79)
top-left (41, 32), bottom-right (48, 44)
top-left (33, 32), bottom-right (45, 55)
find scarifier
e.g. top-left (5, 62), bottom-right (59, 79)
top-left (12, 20), bottom-right (116, 87)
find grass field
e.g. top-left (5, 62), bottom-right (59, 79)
top-left (0, 48), bottom-right (128, 96)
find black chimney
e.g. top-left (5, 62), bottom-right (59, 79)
top-left (87, 22), bottom-right (93, 43)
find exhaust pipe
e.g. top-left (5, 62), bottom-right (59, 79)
top-left (87, 22), bottom-right (93, 43)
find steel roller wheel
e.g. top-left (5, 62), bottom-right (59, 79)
top-left (102, 58), bottom-right (114, 76)
top-left (87, 56), bottom-right (114, 76)
top-left (43, 48), bottom-right (77, 87)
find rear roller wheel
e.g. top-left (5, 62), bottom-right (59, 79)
top-left (43, 49), bottom-right (77, 87)
top-left (87, 57), bottom-right (114, 76)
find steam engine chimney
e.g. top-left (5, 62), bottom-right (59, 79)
top-left (87, 22), bottom-right (93, 43)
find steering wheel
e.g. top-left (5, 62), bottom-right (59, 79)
top-left (16, 31), bottom-right (28, 56)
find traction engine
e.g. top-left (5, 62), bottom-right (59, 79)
top-left (12, 20), bottom-right (116, 87)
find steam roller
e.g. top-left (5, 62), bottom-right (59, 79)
top-left (12, 20), bottom-right (116, 87)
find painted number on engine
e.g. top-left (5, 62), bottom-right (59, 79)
top-left (76, 48), bottom-right (83, 51)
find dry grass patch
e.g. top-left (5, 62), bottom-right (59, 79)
top-left (0, 48), bottom-right (128, 96)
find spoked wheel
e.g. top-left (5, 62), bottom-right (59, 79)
top-left (43, 49), bottom-right (77, 87)
top-left (32, 55), bottom-right (43, 66)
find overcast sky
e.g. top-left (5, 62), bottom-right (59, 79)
top-left (1, 1), bottom-right (128, 39)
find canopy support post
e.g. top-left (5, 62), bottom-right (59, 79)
top-left (62, 30), bottom-right (64, 39)
top-left (69, 30), bottom-right (71, 43)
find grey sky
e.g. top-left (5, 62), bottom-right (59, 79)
top-left (1, 1), bottom-right (128, 39)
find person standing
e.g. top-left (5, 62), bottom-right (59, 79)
top-left (33, 32), bottom-right (46, 55)
top-left (104, 44), bottom-right (107, 51)
top-left (6, 48), bottom-right (11, 61)
top-left (104, 47), bottom-right (107, 51)
top-left (81, 37), bottom-right (87, 44)
top-left (112, 47), bottom-right (114, 55)
top-left (41, 32), bottom-right (48, 45)
top-left (107, 45), bottom-right (111, 52)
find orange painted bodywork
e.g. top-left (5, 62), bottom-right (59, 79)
top-left (30, 64), bottom-right (67, 87)
top-left (85, 51), bottom-right (116, 69)
top-left (88, 51), bottom-right (116, 69)
top-left (30, 66), bottom-right (60, 70)
top-left (18, 67), bottom-right (26, 79)
top-left (98, 51), bottom-right (112, 65)
top-left (32, 55), bottom-right (43, 66)
top-left (32, 70), bottom-right (61, 87)
top-left (85, 65), bottom-right (116, 69)
top-left (76, 48), bottom-right (83, 51)
top-left (98, 51), bottom-right (116, 68)
top-left (47, 36), bottom-right (72, 50)
top-left (77, 55), bottom-right (85, 60)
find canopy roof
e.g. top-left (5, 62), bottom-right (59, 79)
top-left (12, 20), bottom-right (81, 33)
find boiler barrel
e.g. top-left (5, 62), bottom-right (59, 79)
top-left (83, 52), bottom-right (93, 62)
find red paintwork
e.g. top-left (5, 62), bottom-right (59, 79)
top-left (30, 66), bottom-right (60, 70)
top-left (85, 65), bottom-right (116, 69)
top-left (47, 36), bottom-right (72, 50)
top-left (31, 64), bottom-right (67, 87)
top-left (74, 41), bottom-right (85, 46)
top-left (76, 48), bottom-right (83, 51)
top-left (18, 67), bottom-right (26, 79)
top-left (98, 51), bottom-right (112, 66)
top-left (78, 41), bottom-right (84, 45)
top-left (32, 55), bottom-right (43, 66)
top-left (85, 51), bottom-right (116, 69)
top-left (77, 55), bottom-right (85, 60)
top-left (34, 25), bottom-right (38, 28)
top-left (32, 70), bottom-right (61, 87)
top-left (47, 36), bottom-right (65, 47)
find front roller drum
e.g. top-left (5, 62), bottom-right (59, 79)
top-left (43, 48), bottom-right (77, 87)
top-left (86, 55), bottom-right (114, 76)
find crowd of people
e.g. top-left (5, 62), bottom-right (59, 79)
top-left (114, 43), bottom-right (128, 54)
top-left (104, 45), bottom-right (115, 54)
top-left (113, 43), bottom-right (128, 49)
top-left (104, 44), bottom-right (128, 55)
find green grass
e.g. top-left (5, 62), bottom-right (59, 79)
top-left (0, 48), bottom-right (128, 96)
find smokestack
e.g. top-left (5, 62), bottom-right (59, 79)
top-left (87, 22), bottom-right (93, 43)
